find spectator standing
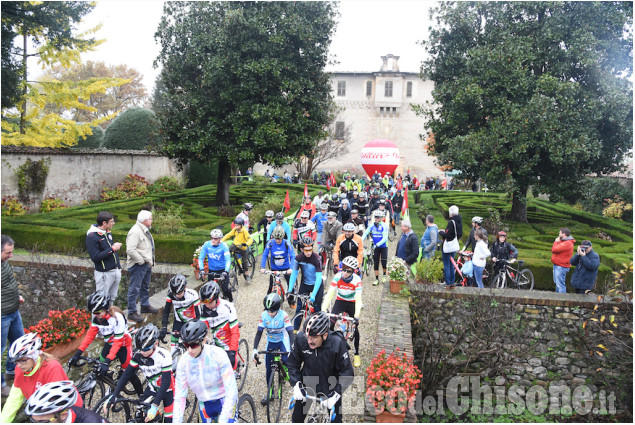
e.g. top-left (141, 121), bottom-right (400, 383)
top-left (439, 205), bottom-right (463, 287)
top-left (551, 228), bottom-right (575, 293)
top-left (395, 219), bottom-right (419, 275)
top-left (86, 211), bottom-right (122, 302)
top-left (420, 215), bottom-right (438, 260)
top-left (462, 216), bottom-right (488, 252)
top-left (570, 241), bottom-right (600, 294)
top-left (472, 229), bottom-right (491, 288)
top-left (312, 190), bottom-right (325, 209)
top-left (1, 235), bottom-right (25, 397)
top-left (126, 210), bottom-right (158, 322)
top-left (392, 190), bottom-right (404, 227)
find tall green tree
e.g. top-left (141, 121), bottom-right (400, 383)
top-left (418, 1), bottom-right (633, 222)
top-left (154, 1), bottom-right (338, 205)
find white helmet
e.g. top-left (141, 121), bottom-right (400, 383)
top-left (25, 381), bottom-right (78, 417)
top-left (341, 199), bottom-right (349, 205)
top-left (472, 216), bottom-right (483, 224)
top-left (373, 210), bottom-right (385, 218)
top-left (265, 210), bottom-right (274, 218)
top-left (342, 222), bottom-right (355, 232)
top-left (8, 333), bottom-right (42, 362)
top-left (300, 210), bottom-right (310, 219)
top-left (210, 229), bottom-right (223, 238)
top-left (342, 256), bottom-right (359, 270)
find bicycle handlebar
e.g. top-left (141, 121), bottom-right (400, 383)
top-left (262, 269), bottom-right (290, 275)
top-left (326, 313), bottom-right (359, 324)
top-left (71, 356), bottom-right (105, 368)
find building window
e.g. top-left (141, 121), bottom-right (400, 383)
top-left (366, 81), bottom-right (372, 96)
top-left (406, 81), bottom-right (412, 97)
top-left (335, 121), bottom-right (345, 138)
top-left (385, 81), bottom-right (393, 97)
top-left (337, 81), bottom-right (346, 96)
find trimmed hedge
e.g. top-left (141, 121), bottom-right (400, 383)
top-left (408, 191), bottom-right (632, 291)
top-left (1, 181), bottom-right (324, 264)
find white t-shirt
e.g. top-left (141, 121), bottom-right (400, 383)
top-left (473, 240), bottom-right (491, 268)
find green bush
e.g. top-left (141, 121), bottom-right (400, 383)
top-left (415, 257), bottom-right (444, 284)
top-left (148, 176), bottom-right (184, 194)
top-left (187, 160), bottom-right (218, 188)
top-left (575, 177), bottom-right (632, 215)
top-left (40, 197), bottom-right (68, 212)
top-left (100, 174), bottom-right (149, 201)
top-left (1, 196), bottom-right (27, 217)
top-left (102, 107), bottom-right (158, 150)
top-left (72, 125), bottom-right (104, 149)
top-left (152, 204), bottom-right (186, 235)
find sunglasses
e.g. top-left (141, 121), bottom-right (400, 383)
top-left (183, 341), bottom-right (202, 349)
top-left (201, 297), bottom-right (217, 304)
top-left (93, 310), bottom-right (104, 315)
top-left (139, 345), bottom-right (155, 352)
top-left (342, 268), bottom-right (354, 274)
top-left (302, 248), bottom-right (313, 252)
top-left (30, 412), bottom-right (65, 423)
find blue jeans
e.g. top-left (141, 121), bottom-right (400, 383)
top-left (553, 265), bottom-right (569, 293)
top-left (1, 310), bottom-right (25, 386)
top-left (442, 251), bottom-right (456, 285)
top-left (127, 263), bottom-right (152, 313)
top-left (473, 265), bottom-right (485, 288)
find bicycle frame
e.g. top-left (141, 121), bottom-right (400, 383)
top-left (288, 390), bottom-right (336, 423)
top-left (263, 270), bottom-right (288, 298)
top-left (326, 313), bottom-right (358, 342)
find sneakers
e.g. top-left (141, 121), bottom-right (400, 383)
top-left (1, 384), bottom-right (10, 397)
top-left (128, 312), bottom-right (146, 323)
top-left (381, 276), bottom-right (387, 284)
top-left (245, 275), bottom-right (252, 283)
top-left (140, 305), bottom-right (159, 314)
top-left (373, 279), bottom-right (379, 286)
top-left (353, 355), bottom-right (361, 367)
top-left (261, 396), bottom-right (269, 406)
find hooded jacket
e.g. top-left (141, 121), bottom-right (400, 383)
top-left (551, 236), bottom-right (575, 268)
top-left (86, 224), bottom-right (121, 272)
top-left (570, 249), bottom-right (600, 290)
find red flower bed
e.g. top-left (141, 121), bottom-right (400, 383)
top-left (26, 308), bottom-right (91, 350)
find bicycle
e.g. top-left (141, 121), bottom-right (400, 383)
top-left (288, 387), bottom-right (337, 423)
top-left (199, 271), bottom-right (234, 301)
top-left (449, 251), bottom-right (490, 287)
top-left (236, 393), bottom-right (258, 422)
top-left (326, 312), bottom-right (358, 343)
top-left (290, 292), bottom-right (315, 331)
top-left (230, 243), bottom-right (256, 284)
top-left (388, 215), bottom-right (396, 242)
top-left (362, 242), bottom-right (375, 277)
top-left (320, 242), bottom-right (335, 285)
top-left (263, 269), bottom-right (289, 299)
top-left (255, 349), bottom-right (290, 423)
top-left (492, 259), bottom-right (534, 290)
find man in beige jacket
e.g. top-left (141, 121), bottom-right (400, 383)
top-left (126, 210), bottom-right (158, 322)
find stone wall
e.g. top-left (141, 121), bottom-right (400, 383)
top-left (411, 286), bottom-right (632, 419)
top-left (1, 146), bottom-right (187, 208)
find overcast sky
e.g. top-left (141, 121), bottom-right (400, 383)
top-left (65, 0), bottom-right (436, 93)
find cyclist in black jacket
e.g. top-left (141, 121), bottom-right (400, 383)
top-left (287, 312), bottom-right (354, 423)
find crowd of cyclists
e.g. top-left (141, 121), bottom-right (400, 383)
top-left (0, 170), bottom-right (417, 423)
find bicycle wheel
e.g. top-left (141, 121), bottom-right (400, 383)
top-left (76, 377), bottom-right (106, 411)
top-left (94, 394), bottom-right (131, 422)
top-left (184, 392), bottom-right (199, 423)
top-left (323, 257), bottom-right (331, 285)
top-left (266, 368), bottom-right (284, 423)
top-left (493, 272), bottom-right (506, 289)
top-left (229, 269), bottom-right (238, 296)
top-left (246, 251), bottom-right (256, 279)
top-left (236, 393), bottom-right (257, 423)
top-left (235, 339), bottom-right (249, 392)
top-left (517, 269), bottom-right (534, 290)
top-left (115, 368), bottom-right (144, 396)
top-left (482, 268), bottom-right (491, 287)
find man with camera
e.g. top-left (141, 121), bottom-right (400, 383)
top-left (570, 240), bottom-right (600, 294)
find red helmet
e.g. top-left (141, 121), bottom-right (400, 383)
top-left (498, 231), bottom-right (507, 237)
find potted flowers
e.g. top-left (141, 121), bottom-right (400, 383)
top-left (191, 244), bottom-right (208, 274)
top-left (27, 308), bottom-right (91, 358)
top-left (387, 257), bottom-right (409, 294)
top-left (366, 348), bottom-right (422, 422)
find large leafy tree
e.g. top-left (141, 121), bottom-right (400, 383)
top-left (41, 61), bottom-right (148, 128)
top-left (154, 1), bottom-right (338, 205)
top-left (418, 1), bottom-right (633, 222)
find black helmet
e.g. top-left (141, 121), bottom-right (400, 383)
top-left (87, 292), bottom-right (109, 313)
top-left (304, 312), bottom-right (330, 336)
top-left (300, 237), bottom-right (314, 248)
top-left (180, 320), bottom-right (208, 343)
top-left (263, 293), bottom-right (282, 311)
top-left (234, 217), bottom-right (245, 226)
top-left (275, 212), bottom-right (285, 220)
top-left (135, 323), bottom-right (159, 350)
top-left (169, 274), bottom-right (187, 295)
top-left (199, 281), bottom-right (221, 303)
top-left (243, 203), bottom-right (253, 211)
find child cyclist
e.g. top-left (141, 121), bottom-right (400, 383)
top-left (105, 324), bottom-right (174, 422)
top-left (251, 293), bottom-right (294, 406)
top-left (173, 320), bottom-right (238, 423)
top-left (260, 226), bottom-right (294, 294)
top-left (198, 228), bottom-right (232, 301)
top-left (68, 292), bottom-right (144, 395)
top-left (198, 281), bottom-right (241, 369)
top-left (160, 274), bottom-right (201, 356)
top-left (323, 256), bottom-right (363, 368)
top-left (287, 237), bottom-right (324, 331)
top-left (222, 218), bottom-right (254, 283)
top-left (362, 210), bottom-right (389, 286)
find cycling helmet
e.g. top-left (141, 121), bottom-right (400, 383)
top-left (498, 231), bottom-right (507, 237)
top-left (378, 200), bottom-right (386, 205)
top-left (210, 229), bottom-right (223, 239)
top-left (472, 216), bottom-right (483, 224)
top-left (379, 194), bottom-right (387, 201)
top-left (271, 226), bottom-right (286, 239)
top-left (373, 210), bottom-right (385, 218)
top-left (305, 312), bottom-right (330, 336)
top-left (323, 194), bottom-right (330, 201)
top-left (8, 333), bottom-right (42, 362)
top-left (263, 293), bottom-right (282, 311)
top-left (135, 323), bottom-right (160, 350)
top-left (341, 256), bottom-right (359, 270)
top-left (339, 193), bottom-right (346, 199)
top-left (265, 210), bottom-right (274, 218)
top-left (327, 211), bottom-right (337, 218)
top-left (320, 203), bottom-right (328, 210)
top-left (373, 190), bottom-right (380, 196)
top-left (300, 237), bottom-right (314, 248)
top-left (353, 191), bottom-right (358, 196)
top-left (25, 381), bottom-right (77, 417)
top-left (351, 209), bottom-right (359, 214)
top-left (199, 281), bottom-right (221, 303)
top-left (87, 292), bottom-right (109, 313)
top-left (275, 212), bottom-right (285, 220)
top-left (170, 274), bottom-right (188, 295)
top-left (180, 320), bottom-right (208, 343)
top-left (300, 210), bottom-right (310, 219)
top-left (234, 217), bottom-right (245, 226)
top-left (342, 222), bottom-right (355, 232)
top-left (461, 251), bottom-right (474, 258)
top-left (341, 199), bottom-right (349, 205)
top-left (359, 192), bottom-right (366, 198)
top-left (243, 203), bottom-right (253, 211)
